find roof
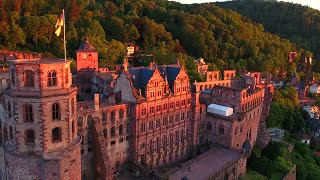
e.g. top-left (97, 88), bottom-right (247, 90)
top-left (77, 37), bottom-right (96, 52)
top-left (168, 147), bottom-right (244, 180)
top-left (208, 103), bottom-right (232, 112)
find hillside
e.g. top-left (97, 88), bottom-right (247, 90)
top-left (0, 0), bottom-right (306, 76)
top-left (215, 0), bottom-right (320, 71)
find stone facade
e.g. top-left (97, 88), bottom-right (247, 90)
top-left (0, 58), bottom-right (81, 180)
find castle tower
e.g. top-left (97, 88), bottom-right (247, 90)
top-left (0, 58), bottom-right (81, 179)
top-left (76, 37), bottom-right (98, 72)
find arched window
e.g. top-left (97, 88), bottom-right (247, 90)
top-left (119, 125), bottom-right (123, 135)
top-left (111, 127), bottom-right (115, 137)
top-left (25, 129), bottom-right (35, 144)
top-left (23, 104), bottom-right (34, 122)
top-left (24, 70), bottom-right (34, 87)
top-left (207, 122), bottom-right (212, 131)
top-left (52, 103), bottom-right (60, 120)
top-left (78, 116), bottom-right (83, 127)
top-left (103, 128), bottom-right (107, 138)
top-left (11, 69), bottom-right (15, 85)
top-left (65, 68), bottom-right (69, 84)
top-left (52, 127), bottom-right (62, 143)
top-left (47, 71), bottom-right (57, 86)
top-left (219, 124), bottom-right (224, 135)
top-left (102, 112), bottom-right (107, 123)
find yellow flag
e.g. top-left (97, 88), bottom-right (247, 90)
top-left (55, 11), bottom-right (64, 36)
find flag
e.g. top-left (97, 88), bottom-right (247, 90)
top-left (55, 11), bottom-right (64, 36)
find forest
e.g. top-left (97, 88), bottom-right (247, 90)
top-left (0, 0), bottom-right (312, 80)
top-left (216, 0), bottom-right (320, 72)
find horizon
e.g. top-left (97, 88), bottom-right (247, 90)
top-left (172, 0), bottom-right (320, 11)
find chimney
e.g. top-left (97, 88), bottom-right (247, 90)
top-left (94, 94), bottom-right (99, 110)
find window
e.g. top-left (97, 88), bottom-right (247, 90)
top-left (176, 101), bottom-right (180, 108)
top-left (181, 112), bottom-right (185, 120)
top-left (163, 103), bottom-right (168, 110)
top-left (102, 112), bottom-right (107, 124)
top-left (162, 117), bottom-right (167, 126)
top-left (149, 121), bottom-right (153, 130)
top-left (142, 108), bottom-right (146, 116)
top-left (87, 114), bottom-right (93, 127)
top-left (156, 119), bottom-right (160, 128)
top-left (24, 70), bottom-right (35, 87)
top-left (52, 127), bottom-right (62, 143)
top-left (103, 129), bottom-right (107, 138)
top-left (149, 106), bottom-right (154, 114)
top-left (47, 71), bottom-right (57, 86)
top-left (11, 69), bottom-right (15, 85)
top-left (175, 114), bottom-right (180, 122)
top-left (141, 123), bottom-right (146, 132)
top-left (87, 132), bottom-right (92, 145)
top-left (25, 129), bottom-right (35, 144)
top-left (52, 103), bottom-right (60, 120)
top-left (111, 127), bottom-right (116, 137)
top-left (119, 109), bottom-right (124, 119)
top-left (169, 116), bottom-right (174, 124)
top-left (71, 98), bottom-right (75, 117)
top-left (78, 116), bottom-right (83, 127)
top-left (163, 135), bottom-right (167, 147)
top-left (182, 100), bottom-right (186, 106)
top-left (126, 123), bottom-right (130, 133)
top-left (219, 124), bottom-right (224, 135)
top-left (9, 126), bottom-right (13, 139)
top-left (7, 102), bottom-right (12, 118)
top-left (119, 125), bottom-right (123, 135)
top-left (65, 68), bottom-right (69, 84)
top-left (23, 104), bottom-right (34, 122)
top-left (111, 111), bottom-right (116, 121)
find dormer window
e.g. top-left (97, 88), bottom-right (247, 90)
top-left (24, 70), bottom-right (35, 87)
top-left (48, 71), bottom-right (57, 86)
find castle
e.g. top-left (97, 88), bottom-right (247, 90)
top-left (0, 40), bottom-right (273, 180)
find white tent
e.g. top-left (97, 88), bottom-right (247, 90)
top-left (207, 104), bottom-right (233, 117)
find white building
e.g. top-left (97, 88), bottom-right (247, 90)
top-left (310, 83), bottom-right (320, 94)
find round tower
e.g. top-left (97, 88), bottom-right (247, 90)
top-left (1, 58), bottom-right (81, 179)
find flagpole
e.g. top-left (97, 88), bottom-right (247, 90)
top-left (63, 9), bottom-right (66, 61)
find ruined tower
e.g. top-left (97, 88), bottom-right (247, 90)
top-left (0, 58), bottom-right (81, 179)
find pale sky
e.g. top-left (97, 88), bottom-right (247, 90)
top-left (172, 0), bottom-right (320, 10)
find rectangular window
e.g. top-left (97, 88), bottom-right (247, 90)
top-left (162, 117), bottom-right (167, 126)
top-left (149, 106), bottom-right (154, 114)
top-left (181, 112), bottom-right (185, 120)
top-left (175, 114), bottom-right (180, 122)
top-left (156, 119), bottom-right (160, 128)
top-left (169, 116), bottom-right (174, 124)
top-left (141, 123), bottom-right (146, 132)
top-left (176, 101), bottom-right (180, 108)
top-left (142, 108), bottom-right (146, 116)
top-left (163, 103), bottom-right (168, 110)
top-left (182, 100), bottom-right (186, 106)
top-left (149, 121), bottom-right (153, 130)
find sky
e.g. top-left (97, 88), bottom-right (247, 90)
top-left (172, 0), bottom-right (320, 10)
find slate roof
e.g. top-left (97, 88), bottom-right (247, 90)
top-left (128, 64), bottom-right (181, 89)
top-left (77, 38), bottom-right (96, 52)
